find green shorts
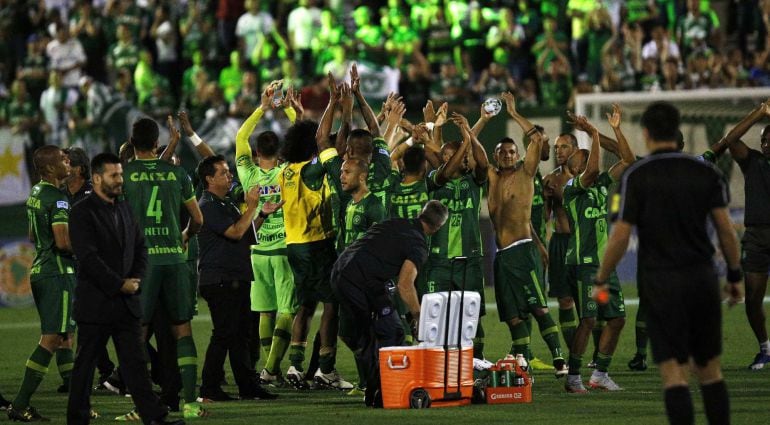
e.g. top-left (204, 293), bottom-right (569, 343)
top-left (548, 233), bottom-right (571, 298)
top-left (287, 238), bottom-right (337, 305)
top-left (187, 259), bottom-right (199, 316)
top-left (31, 274), bottom-right (76, 334)
top-left (250, 250), bottom-right (299, 314)
top-left (567, 265), bottom-right (625, 320)
top-left (141, 263), bottom-right (194, 324)
top-left (425, 257), bottom-right (486, 316)
top-left (493, 241), bottom-right (547, 322)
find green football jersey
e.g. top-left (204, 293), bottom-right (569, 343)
top-left (123, 159), bottom-right (195, 265)
top-left (531, 170), bottom-right (547, 242)
top-left (387, 170), bottom-right (430, 219)
top-left (26, 181), bottom-right (75, 277)
top-left (564, 172), bottom-right (613, 266)
top-left (341, 192), bottom-right (386, 250)
top-left (368, 138), bottom-right (394, 206)
top-left (428, 171), bottom-right (484, 259)
top-left (236, 155), bottom-right (287, 254)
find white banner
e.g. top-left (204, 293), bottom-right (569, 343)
top-left (343, 62), bottom-right (401, 100)
top-left (0, 129), bottom-right (32, 206)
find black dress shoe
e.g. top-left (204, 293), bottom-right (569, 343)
top-left (240, 385), bottom-right (278, 400)
top-left (198, 390), bottom-right (236, 402)
top-left (149, 418), bottom-right (185, 425)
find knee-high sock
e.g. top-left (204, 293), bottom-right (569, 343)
top-left (176, 336), bottom-right (198, 403)
top-left (701, 381), bottom-right (729, 425)
top-left (591, 320), bottom-right (606, 360)
top-left (664, 386), bottom-right (694, 425)
top-left (13, 345), bottom-right (53, 409)
top-left (595, 352), bottom-right (613, 372)
top-left (534, 313), bottom-right (563, 359)
top-left (304, 331), bottom-right (321, 376)
top-left (259, 314), bottom-right (275, 366)
top-left (508, 321), bottom-right (530, 357)
top-left (559, 307), bottom-right (578, 349)
top-left (56, 348), bottom-right (74, 388)
top-left (265, 313), bottom-right (293, 374)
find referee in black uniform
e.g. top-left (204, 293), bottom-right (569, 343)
top-left (594, 102), bottom-right (743, 425)
top-left (330, 200), bottom-right (448, 407)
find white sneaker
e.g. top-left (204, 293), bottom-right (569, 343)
top-left (260, 369), bottom-right (284, 387)
top-left (285, 366), bottom-right (308, 390)
top-left (588, 372), bottom-right (623, 391)
top-left (564, 375), bottom-right (588, 393)
top-left (313, 369), bottom-right (354, 390)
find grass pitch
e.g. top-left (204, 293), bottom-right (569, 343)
top-left (0, 286), bottom-right (767, 424)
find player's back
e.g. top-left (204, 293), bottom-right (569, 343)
top-left (123, 158), bottom-right (194, 265)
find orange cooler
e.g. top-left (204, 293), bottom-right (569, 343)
top-left (379, 345), bottom-right (474, 409)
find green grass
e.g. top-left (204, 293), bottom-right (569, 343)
top-left (0, 285), bottom-right (768, 424)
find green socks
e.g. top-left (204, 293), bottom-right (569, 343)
top-left (176, 336), bottom-right (198, 403)
top-left (288, 343), bottom-right (306, 371)
top-left (568, 353), bottom-right (582, 376)
top-left (265, 313), bottom-right (293, 374)
top-left (13, 345), bottom-right (53, 409)
top-left (56, 348), bottom-right (74, 389)
top-left (318, 346), bottom-right (336, 374)
top-left (473, 322), bottom-right (485, 360)
top-left (559, 307), bottom-right (578, 349)
top-left (595, 352), bottom-right (613, 372)
top-left (259, 313), bottom-right (276, 365)
top-left (508, 321), bottom-right (531, 356)
top-left (591, 320), bottom-right (606, 361)
top-left (535, 313), bottom-right (563, 359)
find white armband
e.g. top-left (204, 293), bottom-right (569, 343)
top-left (405, 138), bottom-right (415, 147)
top-left (190, 133), bottom-right (203, 146)
top-left (425, 122), bottom-right (435, 131)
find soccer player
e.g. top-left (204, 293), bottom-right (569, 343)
top-left (8, 146), bottom-right (74, 422)
top-left (424, 113), bottom-right (489, 359)
top-left (562, 108), bottom-right (634, 393)
top-left (279, 80), bottom-right (350, 390)
top-left (488, 92), bottom-right (566, 376)
top-left (387, 146), bottom-right (430, 220)
top-left (339, 159), bottom-right (386, 249)
top-left (543, 133), bottom-right (580, 351)
top-left (234, 83), bottom-right (299, 386)
top-left (595, 101), bottom-right (742, 425)
top-left (724, 100), bottom-right (770, 369)
top-left (122, 116), bottom-right (207, 419)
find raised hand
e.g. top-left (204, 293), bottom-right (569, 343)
top-left (501, 91), bottom-right (517, 117)
top-left (387, 100), bottom-right (406, 128)
top-left (328, 71), bottom-right (339, 101)
top-left (450, 112), bottom-right (471, 132)
top-left (339, 82), bottom-right (354, 112)
top-left (260, 84), bottom-right (275, 110)
top-left (178, 110), bottom-right (194, 136)
top-left (568, 112), bottom-right (597, 135)
top-left (434, 102), bottom-right (448, 127)
top-left (412, 123), bottom-right (431, 144)
top-left (606, 103), bottom-right (622, 129)
top-left (350, 63), bottom-right (361, 93)
top-left (422, 100), bottom-right (436, 123)
top-left (167, 115), bottom-right (180, 144)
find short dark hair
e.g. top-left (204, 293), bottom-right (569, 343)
top-left (641, 101), bottom-right (680, 142)
top-left (419, 200), bottom-right (449, 229)
top-left (119, 142), bottom-right (135, 164)
top-left (197, 154), bottom-right (226, 189)
top-left (558, 133), bottom-right (578, 147)
top-left (495, 137), bottom-right (518, 152)
top-left (344, 158), bottom-right (369, 176)
top-left (348, 129), bottom-right (374, 158)
top-left (91, 153), bottom-right (121, 175)
top-left (257, 131), bottom-right (280, 157)
top-left (64, 147), bottom-right (90, 179)
top-left (131, 117), bottom-right (160, 152)
top-left (403, 146), bottom-right (425, 174)
top-left (33, 145), bottom-right (62, 176)
top-left (281, 120), bottom-right (319, 163)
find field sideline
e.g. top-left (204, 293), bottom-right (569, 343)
top-left (0, 286), bottom-right (767, 424)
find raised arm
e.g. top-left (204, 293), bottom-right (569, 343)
top-left (179, 110), bottom-right (215, 159)
top-left (279, 85), bottom-right (298, 124)
top-left (435, 121), bottom-right (472, 186)
top-left (503, 91), bottom-right (542, 177)
top-left (350, 63), bottom-right (381, 137)
top-left (471, 101), bottom-right (496, 137)
top-left (452, 112), bottom-right (489, 183)
top-left (383, 100), bottom-right (406, 151)
top-left (724, 99), bottom-right (768, 161)
top-left (606, 104), bottom-right (635, 180)
top-left (335, 82), bottom-right (354, 154)
top-left (573, 115), bottom-right (601, 187)
top-left (236, 84), bottom-right (276, 161)
top-left (158, 114), bottom-right (181, 162)
top-left (316, 72), bottom-right (339, 152)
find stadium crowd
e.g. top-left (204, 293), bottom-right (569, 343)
top-left (4, 0), bottom-right (770, 153)
top-left (1, 1), bottom-right (770, 425)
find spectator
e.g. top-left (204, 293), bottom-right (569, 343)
top-left (17, 34), bottom-right (48, 105)
top-left (299, 74), bottom-right (331, 121)
top-left (181, 9), bottom-right (220, 66)
top-left (586, 6), bottom-right (613, 84)
top-left (642, 23), bottom-right (682, 64)
top-left (638, 58), bottom-right (662, 91)
top-left (474, 56), bottom-right (517, 99)
top-left (486, 8), bottom-right (527, 82)
top-left (662, 57), bottom-right (685, 90)
top-left (352, 6), bottom-right (385, 66)
top-left (236, 0), bottom-right (275, 66)
top-left (216, 0), bottom-right (246, 53)
top-left (46, 22), bottom-right (86, 91)
top-left (69, 0), bottom-right (108, 83)
top-left (7, 79), bottom-right (39, 136)
top-left (676, 0), bottom-right (717, 59)
top-left (150, 5), bottom-right (179, 101)
top-left (219, 50), bottom-right (244, 104)
top-left (423, 7), bottom-right (453, 73)
top-left (538, 50), bottom-right (573, 108)
top-left (134, 51), bottom-right (165, 107)
top-left (567, 0), bottom-right (596, 75)
top-left (429, 61), bottom-right (468, 112)
top-left (287, 0), bottom-right (321, 79)
top-left (311, 9), bottom-right (345, 75)
top-left (40, 70), bottom-right (78, 146)
top-left (108, 24), bottom-right (139, 80)
top-left (229, 71), bottom-right (260, 118)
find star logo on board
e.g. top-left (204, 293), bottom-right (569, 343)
top-left (0, 145), bottom-right (23, 179)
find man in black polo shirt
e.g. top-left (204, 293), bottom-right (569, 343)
top-left (330, 200), bottom-right (448, 407)
top-left (726, 113), bottom-right (770, 370)
top-left (196, 155), bottom-right (281, 401)
top-left (595, 102), bottom-right (743, 425)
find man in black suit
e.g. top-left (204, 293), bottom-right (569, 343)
top-left (66, 153), bottom-right (183, 425)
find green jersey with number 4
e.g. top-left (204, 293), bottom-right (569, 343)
top-left (428, 171), bottom-right (484, 259)
top-left (27, 181), bottom-right (75, 278)
top-left (123, 158), bottom-right (196, 265)
top-left (564, 172), bottom-right (613, 266)
top-left (236, 156), bottom-right (287, 254)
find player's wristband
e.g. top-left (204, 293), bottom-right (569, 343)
top-left (526, 126), bottom-right (540, 137)
top-left (189, 133), bottom-right (203, 146)
top-left (405, 137), bottom-right (415, 147)
top-left (425, 122), bottom-right (435, 131)
top-left (258, 210), bottom-right (269, 219)
top-left (726, 267), bottom-right (743, 284)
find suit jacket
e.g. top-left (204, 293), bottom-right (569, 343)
top-left (69, 193), bottom-right (147, 323)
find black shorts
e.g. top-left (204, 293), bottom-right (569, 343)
top-left (640, 264), bottom-right (722, 367)
top-left (287, 238), bottom-right (337, 305)
top-left (741, 225), bottom-right (770, 274)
